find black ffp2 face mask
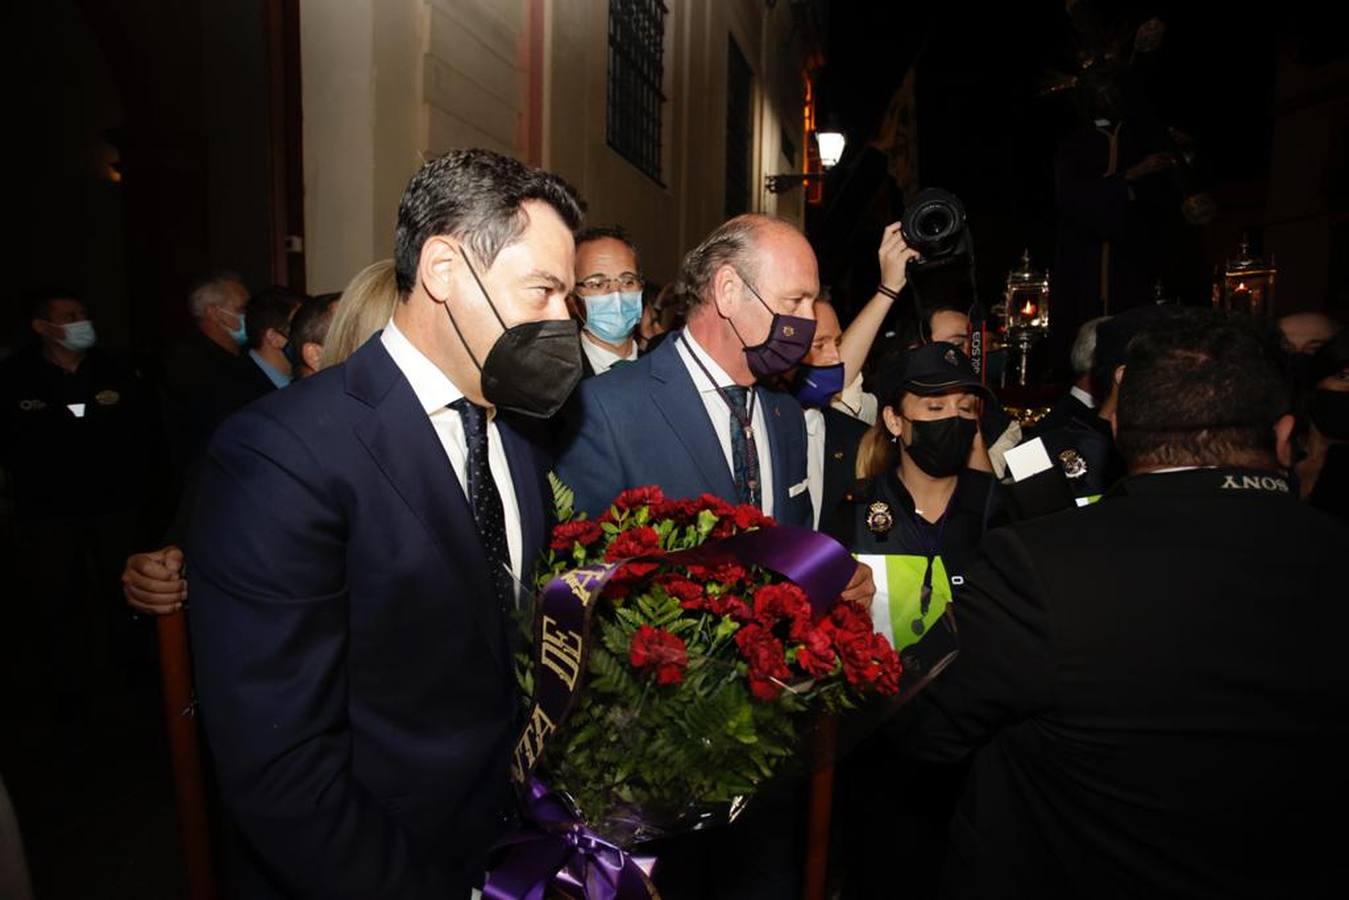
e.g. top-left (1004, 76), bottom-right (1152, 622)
top-left (1311, 388), bottom-right (1349, 441)
top-left (439, 248), bottom-right (584, 419)
top-left (903, 415), bottom-right (978, 478)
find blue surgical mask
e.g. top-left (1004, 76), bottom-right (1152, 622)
top-left (582, 291), bottom-right (643, 344)
top-left (56, 320), bottom-right (97, 352)
top-left (793, 362), bottom-right (845, 409)
top-left (219, 308), bottom-right (248, 346)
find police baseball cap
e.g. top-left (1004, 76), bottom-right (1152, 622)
top-left (872, 341), bottom-right (996, 405)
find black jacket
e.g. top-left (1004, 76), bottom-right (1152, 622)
top-left (818, 407), bottom-right (868, 525)
top-left (903, 467), bottom-right (1349, 898)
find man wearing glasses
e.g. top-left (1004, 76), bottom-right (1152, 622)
top-left (568, 226), bottom-right (645, 377)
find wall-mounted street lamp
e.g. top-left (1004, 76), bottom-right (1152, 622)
top-left (765, 129), bottom-right (846, 193)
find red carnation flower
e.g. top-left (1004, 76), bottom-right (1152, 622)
top-left (629, 625), bottom-right (687, 685)
top-left (732, 505), bottom-right (771, 532)
top-left (709, 560), bottom-right (749, 588)
top-left (694, 493), bottom-right (735, 518)
top-left (613, 486), bottom-right (665, 511)
top-left (794, 626), bottom-right (837, 678)
top-left (735, 624), bottom-right (791, 701)
top-left (656, 574), bottom-right (705, 610)
top-left (753, 583), bottom-right (813, 639)
top-left (550, 520), bottom-right (604, 552)
top-left (707, 592), bottom-right (753, 622)
top-left (604, 526), bottom-right (662, 562)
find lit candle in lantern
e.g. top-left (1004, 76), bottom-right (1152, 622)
top-left (1020, 299), bottom-right (1038, 321)
top-left (1232, 281), bottom-right (1250, 314)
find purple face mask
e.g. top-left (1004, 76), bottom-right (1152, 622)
top-left (730, 274), bottom-right (816, 379)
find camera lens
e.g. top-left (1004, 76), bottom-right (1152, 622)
top-left (901, 188), bottom-right (967, 259)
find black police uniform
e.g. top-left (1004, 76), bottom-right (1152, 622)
top-left (900, 467), bottom-right (1349, 897)
top-left (826, 466), bottom-right (1003, 900)
top-left (0, 343), bottom-right (153, 724)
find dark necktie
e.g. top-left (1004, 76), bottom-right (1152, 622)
top-left (449, 398), bottom-right (514, 611)
top-left (723, 386), bottom-right (762, 509)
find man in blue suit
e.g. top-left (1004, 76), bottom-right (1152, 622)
top-left (555, 213), bottom-right (872, 898)
top-left (186, 149), bottom-right (586, 898)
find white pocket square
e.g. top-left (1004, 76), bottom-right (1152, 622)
top-left (788, 478), bottom-right (809, 498)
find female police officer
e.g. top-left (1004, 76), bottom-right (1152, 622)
top-left (826, 341), bottom-right (1004, 899)
top-left (827, 341), bottom-right (1002, 651)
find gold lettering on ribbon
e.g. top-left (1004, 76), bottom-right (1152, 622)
top-left (512, 703), bottom-right (557, 781)
top-left (539, 615), bottom-right (584, 691)
top-left (561, 566), bottom-right (605, 608)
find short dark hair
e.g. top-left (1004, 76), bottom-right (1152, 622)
top-left (289, 294), bottom-right (339, 352)
top-left (393, 149), bottom-right (586, 295)
top-left (25, 288), bottom-right (80, 322)
top-left (1116, 308), bottom-right (1291, 469)
top-left (576, 226), bottom-right (641, 271)
top-left (245, 287), bottom-right (304, 350)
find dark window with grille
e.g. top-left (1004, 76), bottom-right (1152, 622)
top-left (607, 0), bottom-right (667, 184)
top-left (725, 37), bottom-right (753, 217)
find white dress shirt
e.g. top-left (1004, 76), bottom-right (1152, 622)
top-left (832, 372), bottom-right (878, 425)
top-left (381, 318), bottom-right (523, 583)
top-left (580, 331), bottom-right (639, 376)
top-left (804, 408), bottom-right (826, 528)
top-left (1070, 385), bottom-right (1096, 409)
top-left (674, 331), bottom-right (775, 516)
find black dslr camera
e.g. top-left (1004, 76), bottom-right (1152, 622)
top-left (900, 188), bottom-right (972, 267)
top-left (897, 188), bottom-right (987, 378)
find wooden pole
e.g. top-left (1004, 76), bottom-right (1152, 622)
top-left (157, 612), bottom-right (217, 900)
top-left (802, 714), bottom-right (839, 900)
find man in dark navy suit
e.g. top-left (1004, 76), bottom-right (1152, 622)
top-left (186, 149), bottom-right (586, 898)
top-left (555, 213), bottom-right (873, 899)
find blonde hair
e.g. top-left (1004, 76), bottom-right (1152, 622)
top-left (321, 259), bottom-right (399, 369)
top-left (856, 419), bottom-right (897, 479)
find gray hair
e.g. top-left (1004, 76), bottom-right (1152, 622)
top-left (187, 272), bottom-right (245, 320)
top-left (674, 215), bottom-right (781, 312)
top-left (1072, 315), bottom-right (1110, 375)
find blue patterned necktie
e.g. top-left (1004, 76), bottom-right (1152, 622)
top-left (723, 386), bottom-right (761, 509)
top-left (449, 398), bottom-right (514, 611)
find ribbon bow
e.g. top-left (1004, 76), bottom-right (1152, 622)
top-left (484, 778), bottom-right (657, 900)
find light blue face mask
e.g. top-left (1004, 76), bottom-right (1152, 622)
top-left (582, 291), bottom-right (643, 344)
top-left (56, 320), bottom-right (97, 352)
top-left (218, 307), bottom-right (248, 346)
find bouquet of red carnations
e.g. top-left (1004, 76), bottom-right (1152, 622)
top-left (511, 482), bottom-right (902, 851)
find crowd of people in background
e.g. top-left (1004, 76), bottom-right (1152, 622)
top-left (1, 147), bottom-right (1346, 899)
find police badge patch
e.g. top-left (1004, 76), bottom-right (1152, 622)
top-left (866, 501), bottom-right (894, 536)
top-left (1059, 449), bottom-right (1087, 479)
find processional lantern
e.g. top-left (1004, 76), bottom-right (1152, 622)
top-left (1003, 250), bottom-right (1051, 386)
top-left (1215, 235), bottom-right (1276, 319)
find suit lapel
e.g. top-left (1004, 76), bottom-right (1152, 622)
top-left (648, 336), bottom-right (738, 500)
top-left (347, 339), bottom-right (506, 671)
top-left (759, 388), bottom-right (792, 516)
top-left (497, 416), bottom-right (546, 586)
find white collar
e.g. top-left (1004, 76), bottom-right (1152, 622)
top-left (581, 331), bottom-right (638, 372)
top-left (380, 316), bottom-right (465, 415)
top-left (1070, 385), bottom-right (1096, 409)
top-left (804, 406), bottom-right (825, 435)
top-left (675, 329), bottom-right (738, 393)
top-left (1146, 466), bottom-right (1217, 474)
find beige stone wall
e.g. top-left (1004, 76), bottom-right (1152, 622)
top-left (301, 0), bottom-right (810, 292)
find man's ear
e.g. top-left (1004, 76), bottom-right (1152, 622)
top-left (265, 327), bottom-right (288, 351)
top-left (301, 342), bottom-right (324, 373)
top-left (1274, 413), bottom-right (1296, 469)
top-left (31, 318), bottom-right (55, 340)
top-left (710, 264), bottom-right (742, 320)
top-left (419, 235), bottom-right (461, 304)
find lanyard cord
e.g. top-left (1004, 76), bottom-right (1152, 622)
top-left (679, 334), bottom-right (761, 498)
